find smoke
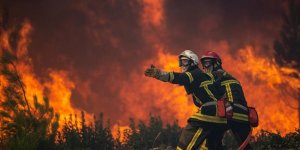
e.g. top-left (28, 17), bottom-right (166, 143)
top-left (163, 0), bottom-right (284, 55)
top-left (5, 0), bottom-right (298, 133)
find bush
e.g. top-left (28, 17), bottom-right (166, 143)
top-left (252, 129), bottom-right (300, 149)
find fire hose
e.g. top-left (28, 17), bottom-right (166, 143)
top-left (237, 127), bottom-right (253, 150)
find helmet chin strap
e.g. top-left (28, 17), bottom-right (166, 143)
top-left (181, 64), bottom-right (192, 72)
top-left (181, 66), bottom-right (188, 72)
top-left (203, 62), bottom-right (221, 73)
top-left (181, 63), bottom-right (196, 72)
top-left (203, 66), bottom-right (213, 73)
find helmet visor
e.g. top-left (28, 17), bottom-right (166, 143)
top-left (201, 58), bottom-right (214, 68)
top-left (179, 57), bottom-right (191, 67)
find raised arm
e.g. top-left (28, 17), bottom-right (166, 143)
top-left (144, 65), bottom-right (192, 85)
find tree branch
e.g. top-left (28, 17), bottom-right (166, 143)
top-left (9, 60), bottom-right (33, 118)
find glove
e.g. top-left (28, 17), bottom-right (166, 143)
top-left (144, 64), bottom-right (161, 78)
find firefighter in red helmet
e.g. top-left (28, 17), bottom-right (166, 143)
top-left (200, 51), bottom-right (222, 73)
top-left (144, 50), bottom-right (227, 150)
top-left (200, 51), bottom-right (257, 150)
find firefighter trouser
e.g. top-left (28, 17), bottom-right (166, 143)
top-left (228, 121), bottom-right (253, 150)
top-left (206, 127), bottom-right (226, 150)
top-left (176, 122), bottom-right (226, 150)
top-left (176, 123), bottom-right (209, 150)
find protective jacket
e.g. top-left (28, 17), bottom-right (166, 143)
top-left (166, 68), bottom-right (227, 124)
top-left (212, 70), bottom-right (253, 150)
top-left (213, 70), bottom-right (249, 122)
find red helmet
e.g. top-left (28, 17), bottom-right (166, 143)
top-left (200, 51), bottom-right (222, 64)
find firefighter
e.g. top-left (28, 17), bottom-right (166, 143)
top-left (144, 50), bottom-right (227, 150)
top-left (200, 51), bottom-right (254, 149)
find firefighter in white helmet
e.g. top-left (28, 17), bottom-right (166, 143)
top-left (145, 50), bottom-right (227, 150)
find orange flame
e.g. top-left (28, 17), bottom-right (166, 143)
top-left (146, 46), bottom-right (299, 135)
top-left (118, 0), bottom-right (296, 136)
top-left (150, 44), bottom-right (299, 135)
top-left (112, 125), bottom-right (130, 142)
top-left (2, 1), bottom-right (299, 140)
top-left (0, 20), bottom-right (93, 128)
top-left (118, 36), bottom-right (298, 136)
top-left (234, 46), bottom-right (299, 134)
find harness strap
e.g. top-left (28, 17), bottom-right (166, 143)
top-left (203, 102), bottom-right (248, 110)
top-left (233, 103), bottom-right (248, 111)
top-left (202, 101), bottom-right (217, 107)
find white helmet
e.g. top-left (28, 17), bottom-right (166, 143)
top-left (179, 50), bottom-right (199, 65)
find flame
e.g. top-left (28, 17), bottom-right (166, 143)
top-left (112, 125), bottom-right (130, 142)
top-left (110, 0), bottom-right (182, 138)
top-left (155, 50), bottom-right (197, 125)
top-left (0, 20), bottom-right (93, 129)
top-left (234, 46), bottom-right (299, 134)
top-left (117, 0), bottom-right (298, 137)
top-left (120, 40), bottom-right (299, 135)
top-left (210, 42), bottom-right (298, 135)
top-left (202, 42), bottom-right (298, 134)
top-left (2, 1), bottom-right (299, 140)
top-left (44, 70), bottom-right (76, 124)
top-left (119, 49), bottom-right (195, 128)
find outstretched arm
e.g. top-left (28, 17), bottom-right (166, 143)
top-left (144, 65), bottom-right (170, 82)
top-left (144, 65), bottom-right (191, 85)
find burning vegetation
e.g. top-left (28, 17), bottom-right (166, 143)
top-left (0, 0), bottom-right (300, 149)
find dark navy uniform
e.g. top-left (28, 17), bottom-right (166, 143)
top-left (213, 71), bottom-right (252, 149)
top-left (167, 68), bottom-right (227, 150)
top-left (214, 71), bottom-right (249, 122)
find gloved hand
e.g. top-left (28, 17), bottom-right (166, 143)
top-left (144, 64), bottom-right (161, 78)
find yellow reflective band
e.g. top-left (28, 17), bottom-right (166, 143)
top-left (225, 84), bottom-right (233, 102)
top-left (190, 114), bottom-right (227, 124)
top-left (204, 86), bottom-right (217, 101)
top-left (169, 72), bottom-right (175, 82)
top-left (193, 93), bottom-right (203, 105)
top-left (200, 80), bottom-right (213, 87)
top-left (233, 113), bottom-right (249, 122)
top-left (199, 80), bottom-right (217, 101)
top-left (221, 80), bottom-right (240, 86)
top-left (185, 72), bottom-right (194, 83)
top-left (176, 147), bottom-right (183, 150)
top-left (187, 128), bottom-right (203, 150)
top-left (200, 139), bottom-right (208, 150)
top-left (206, 72), bottom-right (215, 81)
